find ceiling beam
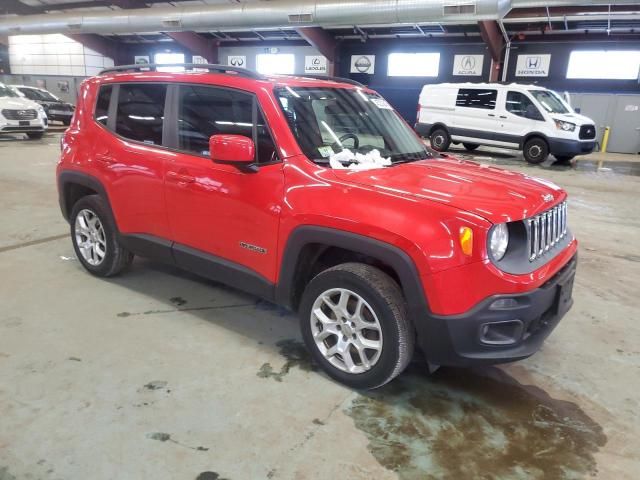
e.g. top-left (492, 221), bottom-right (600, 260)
top-left (164, 32), bottom-right (219, 63)
top-left (477, 20), bottom-right (504, 63)
top-left (506, 5), bottom-right (640, 18)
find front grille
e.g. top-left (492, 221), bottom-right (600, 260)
top-left (2, 109), bottom-right (37, 120)
top-left (579, 124), bottom-right (596, 140)
top-left (527, 202), bottom-right (567, 262)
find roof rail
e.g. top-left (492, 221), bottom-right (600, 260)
top-left (98, 63), bottom-right (265, 80)
top-left (299, 74), bottom-right (366, 88)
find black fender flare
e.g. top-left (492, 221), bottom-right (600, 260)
top-left (275, 226), bottom-right (430, 319)
top-left (57, 170), bottom-right (113, 222)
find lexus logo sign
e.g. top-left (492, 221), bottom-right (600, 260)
top-left (304, 55), bottom-right (328, 74)
top-left (350, 55), bottom-right (375, 74)
top-left (453, 54), bottom-right (483, 76)
top-left (516, 54), bottom-right (551, 77)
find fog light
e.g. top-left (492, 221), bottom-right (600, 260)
top-left (479, 320), bottom-right (524, 345)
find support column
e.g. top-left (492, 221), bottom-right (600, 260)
top-left (478, 20), bottom-right (504, 83)
top-left (296, 27), bottom-right (338, 76)
top-left (165, 32), bottom-right (219, 64)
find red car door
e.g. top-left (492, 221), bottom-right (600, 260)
top-left (163, 84), bottom-right (284, 284)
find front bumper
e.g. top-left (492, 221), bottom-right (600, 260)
top-left (548, 138), bottom-right (595, 156)
top-left (420, 254), bottom-right (577, 366)
top-left (0, 118), bottom-right (47, 134)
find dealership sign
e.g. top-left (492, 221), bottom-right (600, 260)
top-left (227, 55), bottom-right (247, 68)
top-left (515, 54), bottom-right (551, 77)
top-left (304, 56), bottom-right (328, 74)
top-left (350, 55), bottom-right (375, 74)
top-left (453, 55), bottom-right (483, 76)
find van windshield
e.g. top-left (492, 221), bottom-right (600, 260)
top-left (275, 86), bottom-right (430, 164)
top-left (529, 90), bottom-right (570, 114)
top-left (0, 85), bottom-right (19, 98)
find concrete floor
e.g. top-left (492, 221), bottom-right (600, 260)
top-left (1, 130), bottom-right (639, 480)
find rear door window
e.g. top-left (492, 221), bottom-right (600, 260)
top-left (115, 84), bottom-right (167, 145)
top-left (94, 85), bottom-right (113, 126)
top-left (456, 88), bottom-right (497, 110)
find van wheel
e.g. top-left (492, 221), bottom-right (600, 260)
top-left (430, 128), bottom-right (451, 152)
top-left (70, 195), bottom-right (133, 277)
top-left (463, 143), bottom-right (479, 151)
top-left (26, 132), bottom-right (44, 140)
top-left (523, 138), bottom-right (549, 164)
top-left (299, 263), bottom-right (414, 390)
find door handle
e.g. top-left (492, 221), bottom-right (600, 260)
top-left (95, 152), bottom-right (115, 165)
top-left (167, 171), bottom-right (196, 184)
top-left (499, 115), bottom-right (507, 119)
top-left (488, 113), bottom-right (496, 117)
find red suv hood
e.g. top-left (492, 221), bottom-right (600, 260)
top-left (330, 157), bottom-right (565, 223)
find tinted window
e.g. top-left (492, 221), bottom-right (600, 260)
top-left (256, 109), bottom-right (277, 164)
top-left (115, 84), bottom-right (167, 145)
top-left (456, 88), bottom-right (497, 110)
top-left (19, 88), bottom-right (38, 100)
top-left (95, 85), bottom-right (112, 126)
top-left (506, 91), bottom-right (543, 120)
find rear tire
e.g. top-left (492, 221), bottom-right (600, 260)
top-left (299, 262), bottom-right (414, 390)
top-left (430, 128), bottom-right (451, 152)
top-left (523, 137), bottom-right (549, 164)
top-left (26, 132), bottom-right (44, 140)
top-left (62, 119), bottom-right (71, 126)
top-left (70, 195), bottom-right (133, 277)
top-left (463, 143), bottom-right (479, 151)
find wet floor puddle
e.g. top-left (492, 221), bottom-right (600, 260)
top-left (265, 340), bottom-right (607, 479)
top-left (347, 365), bottom-right (606, 480)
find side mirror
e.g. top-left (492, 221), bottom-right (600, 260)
top-left (574, 107), bottom-right (581, 114)
top-left (209, 134), bottom-right (256, 170)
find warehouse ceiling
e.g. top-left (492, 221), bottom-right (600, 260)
top-left (1, 0), bottom-right (639, 42)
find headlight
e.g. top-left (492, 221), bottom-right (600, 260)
top-left (489, 223), bottom-right (509, 261)
top-left (554, 119), bottom-right (576, 132)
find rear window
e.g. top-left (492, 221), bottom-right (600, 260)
top-left (115, 84), bottom-right (167, 145)
top-left (456, 88), bottom-right (497, 110)
top-left (94, 85), bottom-right (112, 126)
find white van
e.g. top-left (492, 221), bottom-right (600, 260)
top-left (0, 83), bottom-right (48, 139)
top-left (415, 83), bottom-right (597, 164)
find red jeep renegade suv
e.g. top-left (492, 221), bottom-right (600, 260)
top-left (57, 64), bottom-right (577, 389)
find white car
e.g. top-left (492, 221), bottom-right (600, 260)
top-left (0, 83), bottom-right (48, 139)
top-left (415, 82), bottom-right (597, 164)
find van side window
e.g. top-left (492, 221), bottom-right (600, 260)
top-left (115, 84), bottom-right (167, 145)
top-left (177, 85), bottom-right (253, 157)
top-left (95, 85), bottom-right (112, 126)
top-left (456, 88), bottom-right (497, 110)
top-left (506, 91), bottom-right (544, 121)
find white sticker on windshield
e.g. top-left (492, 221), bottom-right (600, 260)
top-left (371, 98), bottom-right (393, 110)
top-left (318, 146), bottom-right (335, 158)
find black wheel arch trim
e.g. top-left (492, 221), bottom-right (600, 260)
top-left (58, 170), bottom-right (114, 222)
top-left (521, 132), bottom-right (549, 150)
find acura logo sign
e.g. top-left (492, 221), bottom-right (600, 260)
top-left (461, 56), bottom-right (475, 70)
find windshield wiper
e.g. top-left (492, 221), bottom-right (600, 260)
top-left (390, 151), bottom-right (430, 165)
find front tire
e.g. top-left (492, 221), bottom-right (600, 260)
top-left (554, 155), bottom-right (575, 164)
top-left (70, 195), bottom-right (133, 277)
top-left (523, 137), bottom-right (549, 164)
top-left (463, 143), bottom-right (479, 151)
top-left (299, 263), bottom-right (414, 390)
top-left (430, 128), bottom-right (451, 152)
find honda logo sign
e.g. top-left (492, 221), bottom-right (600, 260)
top-left (515, 54), bottom-right (551, 77)
top-left (453, 54), bottom-right (483, 76)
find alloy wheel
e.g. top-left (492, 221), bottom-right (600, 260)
top-left (74, 208), bottom-right (107, 266)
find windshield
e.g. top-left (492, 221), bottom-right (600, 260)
top-left (23, 88), bottom-right (59, 102)
top-left (275, 86), bottom-right (430, 164)
top-left (529, 89), bottom-right (570, 114)
top-left (0, 85), bottom-right (19, 98)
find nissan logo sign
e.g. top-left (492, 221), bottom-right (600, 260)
top-left (354, 56), bottom-right (372, 73)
